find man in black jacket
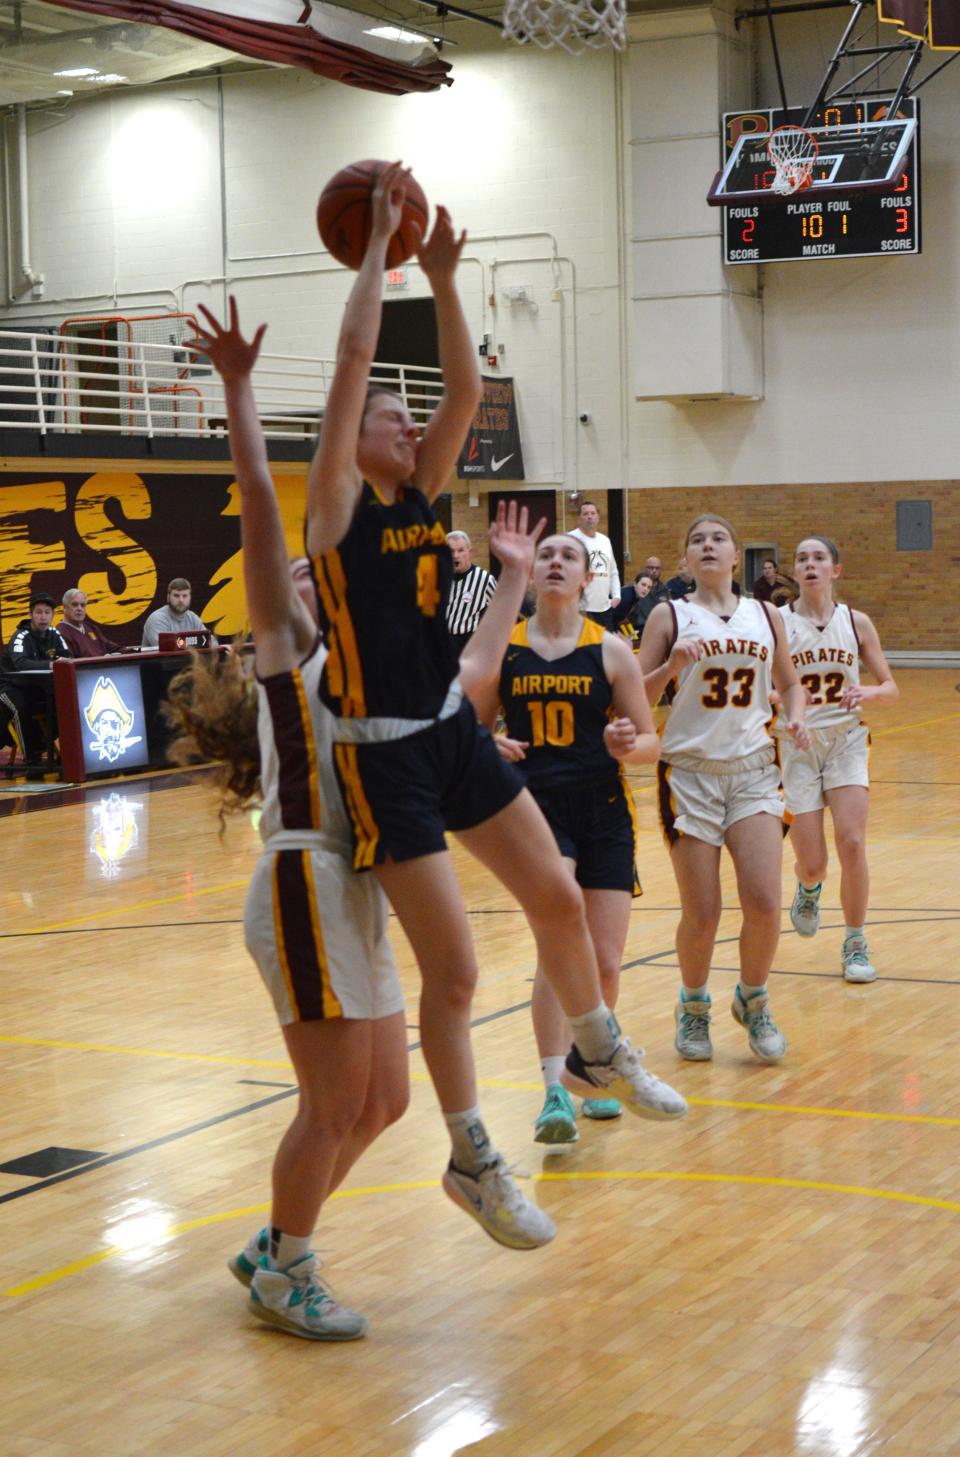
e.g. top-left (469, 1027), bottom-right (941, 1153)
top-left (0, 591), bottom-right (72, 766)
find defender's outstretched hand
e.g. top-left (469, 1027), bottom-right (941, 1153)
top-left (188, 297), bottom-right (266, 382)
top-left (488, 499), bottom-right (546, 577)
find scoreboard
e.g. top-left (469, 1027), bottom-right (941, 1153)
top-left (722, 98), bottom-right (920, 265)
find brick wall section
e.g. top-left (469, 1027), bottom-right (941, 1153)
top-left (451, 481), bottom-right (960, 650)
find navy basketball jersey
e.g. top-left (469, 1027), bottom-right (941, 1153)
top-left (499, 616), bottom-right (616, 791)
top-left (311, 481), bottom-right (459, 721)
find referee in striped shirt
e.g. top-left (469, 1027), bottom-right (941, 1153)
top-left (445, 531), bottom-right (497, 657)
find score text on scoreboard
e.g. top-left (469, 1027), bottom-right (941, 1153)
top-left (723, 99), bottom-right (920, 265)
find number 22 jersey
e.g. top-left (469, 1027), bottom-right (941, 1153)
top-left (778, 601), bottom-right (861, 731)
top-left (660, 597), bottom-right (778, 766)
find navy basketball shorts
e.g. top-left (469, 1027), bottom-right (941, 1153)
top-left (333, 697), bottom-right (525, 870)
top-left (532, 775), bottom-right (640, 895)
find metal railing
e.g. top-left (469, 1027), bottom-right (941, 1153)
top-left (0, 327), bottom-right (445, 442)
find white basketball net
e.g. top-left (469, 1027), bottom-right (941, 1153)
top-left (767, 125), bottom-right (818, 196)
top-left (501, 0), bottom-right (625, 53)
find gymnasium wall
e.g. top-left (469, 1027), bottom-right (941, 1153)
top-left (0, 5), bottom-right (957, 648)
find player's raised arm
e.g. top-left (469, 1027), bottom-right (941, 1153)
top-left (412, 206), bottom-right (483, 503)
top-left (459, 500), bottom-right (544, 719)
top-left (189, 299), bottom-right (314, 672)
top-left (306, 163), bottom-right (410, 558)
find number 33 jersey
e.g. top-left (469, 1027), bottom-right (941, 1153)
top-left (778, 601), bottom-right (861, 731)
top-left (660, 597), bottom-right (778, 766)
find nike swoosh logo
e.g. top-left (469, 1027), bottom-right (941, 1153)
top-left (490, 453), bottom-right (514, 472)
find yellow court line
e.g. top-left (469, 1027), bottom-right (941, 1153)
top-left (30, 878), bottom-right (250, 935)
top-left (871, 710), bottom-right (960, 739)
top-left (0, 1033), bottom-right (293, 1069)
top-left (7, 1168), bottom-right (960, 1298)
top-left (2, 1038), bottom-right (958, 1129)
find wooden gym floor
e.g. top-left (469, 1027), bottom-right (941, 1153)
top-left (1, 668), bottom-right (958, 1457)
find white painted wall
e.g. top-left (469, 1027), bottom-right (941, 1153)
top-left (629, 5), bottom-right (960, 488)
top-left (2, 5), bottom-right (959, 492)
top-left (1, 45), bottom-right (625, 491)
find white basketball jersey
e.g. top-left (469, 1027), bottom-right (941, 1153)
top-left (660, 597), bottom-right (777, 764)
top-left (778, 602), bottom-right (861, 730)
top-left (257, 637), bottom-right (351, 851)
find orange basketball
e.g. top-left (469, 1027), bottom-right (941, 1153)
top-left (316, 160), bottom-right (429, 271)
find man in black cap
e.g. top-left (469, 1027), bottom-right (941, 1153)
top-left (0, 591), bottom-right (72, 768)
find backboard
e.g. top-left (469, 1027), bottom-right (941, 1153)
top-left (708, 115), bottom-right (916, 207)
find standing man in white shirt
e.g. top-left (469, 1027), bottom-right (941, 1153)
top-left (568, 501), bottom-right (621, 628)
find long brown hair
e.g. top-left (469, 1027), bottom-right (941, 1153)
top-left (164, 649), bottom-right (261, 831)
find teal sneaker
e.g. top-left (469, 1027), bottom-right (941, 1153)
top-left (581, 1098), bottom-right (622, 1120)
top-left (674, 993), bottom-right (713, 1061)
top-left (228, 1227), bottom-right (268, 1288)
top-left (731, 986), bottom-right (786, 1063)
top-left (790, 881), bottom-right (822, 937)
top-left (534, 1083), bottom-right (579, 1144)
top-left (842, 935), bottom-right (877, 983)
top-left (249, 1255), bottom-right (368, 1341)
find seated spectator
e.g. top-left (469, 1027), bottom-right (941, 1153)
top-left (0, 591), bottom-right (72, 767)
top-left (142, 578), bottom-right (217, 648)
top-left (616, 570), bottom-right (657, 636)
top-left (57, 589), bottom-right (122, 657)
top-left (665, 558), bottom-right (695, 599)
top-left (752, 558), bottom-right (779, 602)
top-left (753, 558), bottom-right (798, 605)
top-left (640, 555), bottom-right (671, 606)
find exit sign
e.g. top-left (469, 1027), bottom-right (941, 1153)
top-left (386, 268), bottom-right (408, 291)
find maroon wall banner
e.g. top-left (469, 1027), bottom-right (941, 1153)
top-left (0, 468), bottom-right (307, 647)
top-left (457, 376), bottom-right (526, 482)
top-left (878, 0), bottom-right (960, 47)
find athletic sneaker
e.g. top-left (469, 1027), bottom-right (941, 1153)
top-left (731, 986), bottom-right (786, 1063)
top-left (442, 1155), bottom-right (556, 1250)
top-left (790, 881), bottom-right (822, 937)
top-left (563, 1039), bottom-right (687, 1120)
top-left (581, 1097), bottom-right (622, 1120)
top-left (842, 935), bottom-right (878, 983)
top-left (228, 1227), bottom-right (269, 1288)
top-left (674, 993), bottom-right (713, 1061)
top-left (249, 1255), bottom-right (368, 1341)
top-left (534, 1084), bottom-right (579, 1145)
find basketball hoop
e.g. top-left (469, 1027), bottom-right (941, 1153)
top-left (767, 125), bottom-right (819, 196)
top-left (501, 0), bottom-right (625, 54)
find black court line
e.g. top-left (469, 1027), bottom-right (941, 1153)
top-left (871, 779), bottom-right (960, 787)
top-left (0, 919), bottom-right (245, 941)
top-left (0, 1002), bottom-right (535, 1205)
top-left (237, 1080), bottom-right (296, 1088)
top-left (0, 1088), bottom-right (298, 1206)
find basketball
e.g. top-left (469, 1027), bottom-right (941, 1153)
top-left (316, 160), bottom-right (429, 271)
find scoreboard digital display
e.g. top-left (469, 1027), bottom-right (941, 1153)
top-left (723, 99), bottom-right (920, 265)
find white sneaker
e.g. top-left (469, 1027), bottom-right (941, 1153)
top-left (731, 986), bottom-right (786, 1063)
top-left (228, 1227), bottom-right (268, 1288)
top-left (790, 881), bottom-right (822, 937)
top-left (563, 1039), bottom-right (687, 1120)
top-left (842, 935), bottom-right (877, 983)
top-left (442, 1155), bottom-right (556, 1250)
top-left (249, 1255), bottom-right (368, 1341)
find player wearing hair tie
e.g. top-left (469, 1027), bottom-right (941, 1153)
top-left (779, 536), bottom-right (899, 984)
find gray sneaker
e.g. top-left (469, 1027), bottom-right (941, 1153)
top-left (674, 993), bottom-right (713, 1061)
top-left (731, 986), bottom-right (786, 1063)
top-left (842, 935), bottom-right (877, 983)
top-left (249, 1255), bottom-right (368, 1341)
top-left (443, 1155), bottom-right (556, 1250)
top-left (790, 881), bottom-right (822, 937)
